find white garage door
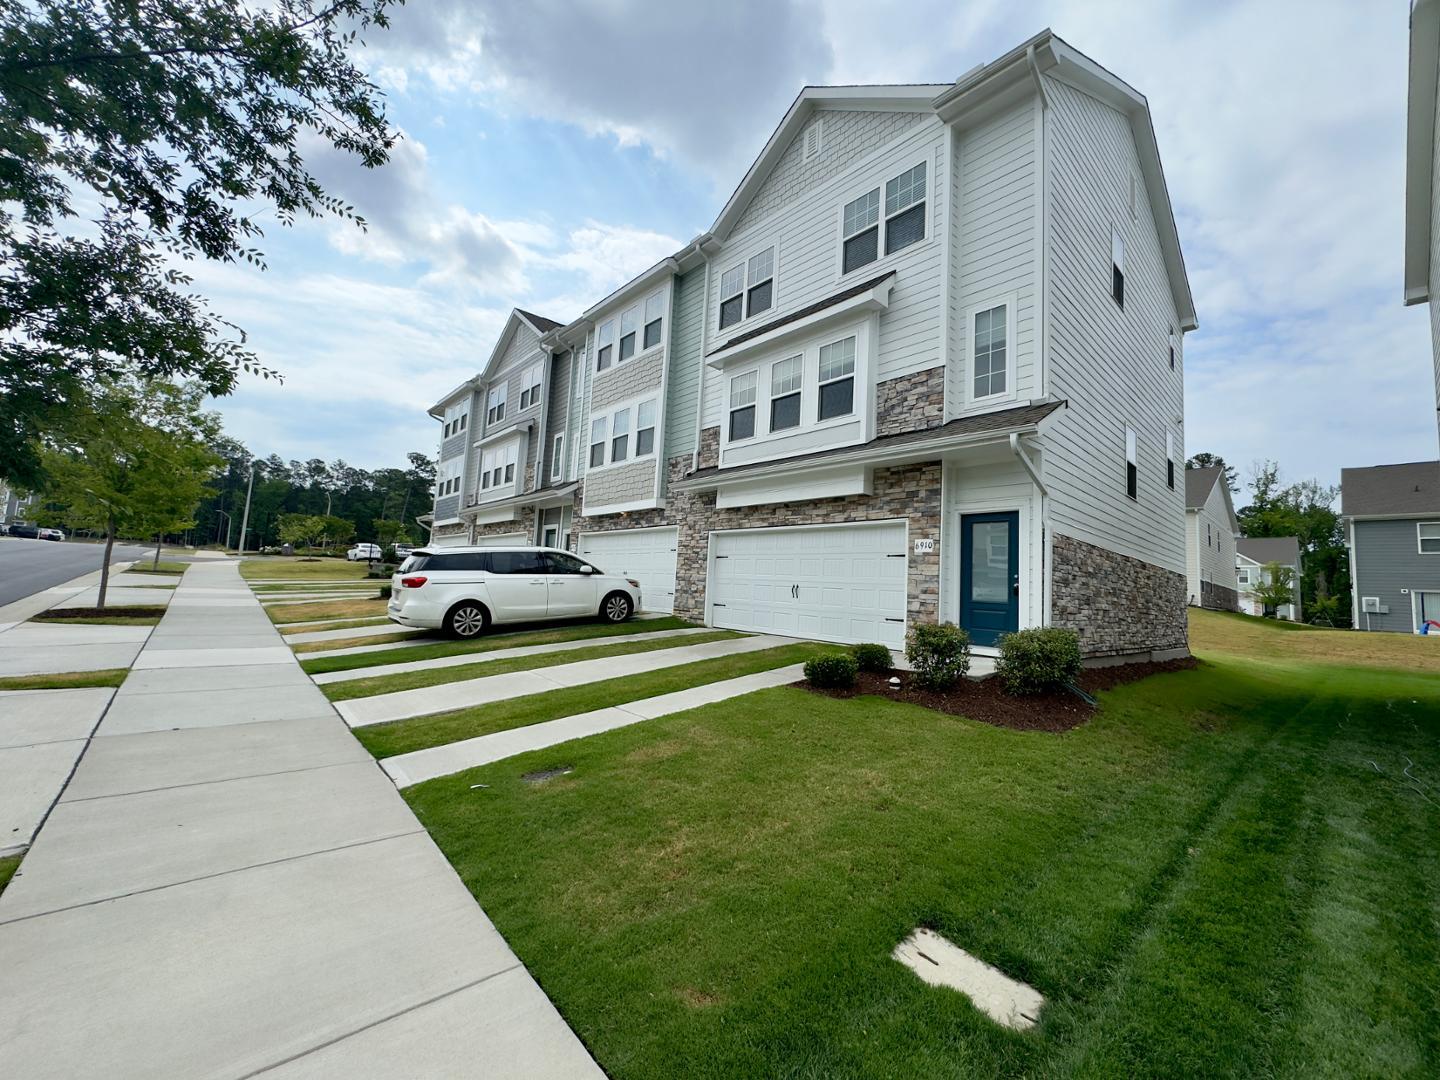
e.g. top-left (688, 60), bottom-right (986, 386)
top-left (709, 521), bottom-right (908, 648)
top-left (428, 532), bottom-right (469, 549)
top-left (579, 527), bottom-right (678, 614)
top-left (472, 532), bottom-right (526, 549)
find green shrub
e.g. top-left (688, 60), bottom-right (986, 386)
top-left (904, 623), bottom-right (971, 690)
top-left (852, 642), bottom-right (894, 673)
top-left (379, 583), bottom-right (393, 600)
top-left (995, 627), bottom-right (1082, 695)
top-left (804, 653), bottom-right (858, 689)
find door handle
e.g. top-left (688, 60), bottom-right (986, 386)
top-left (1012, 574), bottom-right (1019, 596)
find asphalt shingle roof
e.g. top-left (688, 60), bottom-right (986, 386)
top-left (516, 309), bottom-right (563, 333)
top-left (708, 271), bottom-right (896, 355)
top-left (1184, 466), bottom-right (1223, 509)
top-left (1237, 536), bottom-right (1300, 566)
top-left (1340, 460), bottom-right (1440, 516)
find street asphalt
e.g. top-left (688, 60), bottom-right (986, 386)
top-left (0, 537), bottom-right (152, 608)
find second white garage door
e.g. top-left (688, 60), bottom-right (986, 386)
top-left (579, 526), bottom-right (678, 614)
top-left (472, 532), bottom-right (526, 549)
top-left (709, 521), bottom-right (908, 648)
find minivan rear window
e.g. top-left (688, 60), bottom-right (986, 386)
top-left (398, 553), bottom-right (490, 573)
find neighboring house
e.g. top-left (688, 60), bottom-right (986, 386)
top-left (1183, 466), bottom-right (1239, 611)
top-left (1404, 0), bottom-right (1440, 441)
top-left (1, 481), bottom-right (36, 525)
top-left (1235, 536), bottom-right (1302, 621)
top-left (1341, 460), bottom-right (1440, 633)
top-left (425, 29), bottom-right (1198, 659)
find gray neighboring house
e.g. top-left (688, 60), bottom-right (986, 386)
top-left (1, 481), bottom-right (36, 525)
top-left (1235, 536), bottom-right (1302, 621)
top-left (1341, 460), bottom-right (1440, 633)
top-left (1184, 467), bottom-right (1239, 611)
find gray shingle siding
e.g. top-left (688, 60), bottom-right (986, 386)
top-left (592, 348), bottom-right (664, 412)
top-left (440, 432), bottom-right (467, 461)
top-left (584, 459), bottom-right (656, 509)
top-left (433, 493), bottom-right (461, 522)
top-left (1352, 518), bottom-right (1440, 631)
top-left (545, 350), bottom-right (571, 483)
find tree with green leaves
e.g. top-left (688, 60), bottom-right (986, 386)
top-left (38, 378), bottom-right (221, 606)
top-left (277, 513), bottom-right (325, 549)
top-left (1237, 460), bottom-right (1348, 624)
top-left (1186, 452), bottom-right (1239, 493)
top-left (1251, 561), bottom-right (1297, 618)
top-left (0, 0), bottom-right (397, 487)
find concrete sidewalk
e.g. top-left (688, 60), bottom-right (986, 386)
top-left (0, 560), bottom-right (602, 1079)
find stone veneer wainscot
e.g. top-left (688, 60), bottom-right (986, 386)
top-left (1051, 533), bottom-right (1189, 660)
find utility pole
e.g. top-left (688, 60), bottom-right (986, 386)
top-left (237, 465), bottom-right (255, 555)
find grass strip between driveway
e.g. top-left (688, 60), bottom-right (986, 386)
top-left (355, 641), bottom-right (837, 760)
top-left (267, 598), bottom-right (389, 625)
top-left (239, 558), bottom-right (371, 582)
top-left (324, 630), bottom-right (742, 702)
top-left (0, 669), bottom-right (129, 691)
top-left (0, 852), bottom-right (22, 897)
top-left (301, 616), bottom-right (696, 674)
top-left (280, 616), bottom-right (392, 635)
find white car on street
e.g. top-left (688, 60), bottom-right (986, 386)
top-left (346, 543), bottom-right (382, 561)
top-left (388, 546), bottom-right (641, 638)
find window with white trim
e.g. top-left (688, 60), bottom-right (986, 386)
top-left (610, 407), bottom-right (631, 463)
top-left (746, 247), bottom-right (774, 319)
top-left (769, 354), bottom-right (802, 432)
top-left (1419, 522), bottom-right (1440, 554)
top-left (817, 335), bottom-right (856, 421)
top-left (730, 371), bottom-right (757, 440)
top-left (1111, 227), bottom-right (1125, 308)
top-left (1237, 566), bottom-right (1251, 586)
top-left (519, 363), bottom-right (542, 409)
top-left (589, 417), bottom-right (607, 468)
top-left (636, 399), bottom-right (656, 456)
top-left (884, 162), bottom-right (926, 255)
top-left (618, 306), bottom-right (638, 363)
top-left (841, 162), bottom-right (927, 275)
top-left (718, 264), bottom-right (745, 331)
top-left (1166, 432), bottom-right (1175, 489)
top-left (972, 303), bottom-right (1008, 400)
top-left (1206, 522), bottom-right (1212, 547)
top-left (479, 442), bottom-right (518, 495)
top-left (1125, 426), bottom-right (1138, 500)
top-left (1169, 327), bottom-right (1177, 371)
top-left (486, 384), bottom-right (507, 425)
top-left (551, 434), bottom-right (564, 481)
top-left (643, 291), bottom-right (664, 350)
top-left (596, 320), bottom-right (614, 371)
top-left (841, 187), bottom-right (880, 274)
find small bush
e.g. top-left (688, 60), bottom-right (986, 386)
top-left (852, 643), bottom-right (894, 673)
top-left (381, 544), bottom-right (398, 564)
top-left (995, 627), bottom-right (1082, 695)
top-left (905, 623), bottom-right (971, 691)
top-left (379, 583), bottom-right (393, 600)
top-left (804, 653), bottom-right (858, 689)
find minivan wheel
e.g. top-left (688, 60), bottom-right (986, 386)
top-left (600, 591), bottom-right (632, 624)
top-left (446, 602), bottom-right (490, 639)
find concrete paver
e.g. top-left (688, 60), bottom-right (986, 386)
top-left (0, 688), bottom-right (113, 748)
top-left (0, 643), bottom-right (144, 677)
top-left (0, 689), bottom-right (113, 854)
top-left (131, 644), bottom-right (297, 669)
top-left (99, 681), bottom-right (336, 735)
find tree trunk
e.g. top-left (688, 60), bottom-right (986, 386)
top-left (153, 532), bottom-right (162, 571)
top-left (98, 514), bottom-right (116, 610)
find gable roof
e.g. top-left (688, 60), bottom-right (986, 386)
top-left (1405, 0), bottom-right (1440, 304)
top-left (516, 309), bottom-right (563, 334)
top-left (1237, 536), bottom-right (1301, 567)
top-left (478, 308), bottom-right (559, 383)
top-left (1340, 460), bottom-right (1440, 517)
top-left (1184, 466), bottom-right (1223, 509)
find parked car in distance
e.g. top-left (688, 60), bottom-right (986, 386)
top-left (39, 527), bottom-right (65, 542)
top-left (346, 543), bottom-right (382, 562)
top-left (8, 522), bottom-right (40, 539)
top-left (389, 546), bottom-right (642, 638)
top-left (393, 544), bottom-right (414, 559)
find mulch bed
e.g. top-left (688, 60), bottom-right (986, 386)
top-left (33, 605), bottom-right (169, 620)
top-left (796, 656), bottom-right (1200, 733)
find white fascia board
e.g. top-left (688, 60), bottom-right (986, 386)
top-left (580, 497), bottom-right (664, 518)
top-left (1406, 0), bottom-right (1440, 304)
top-left (705, 277), bottom-right (894, 370)
top-left (581, 256), bottom-right (681, 322)
top-left (471, 504), bottom-right (518, 526)
top-left (427, 377), bottom-right (478, 418)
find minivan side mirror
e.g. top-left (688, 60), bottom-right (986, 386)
top-left (579, 564), bottom-right (596, 574)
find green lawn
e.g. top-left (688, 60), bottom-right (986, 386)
top-left (0, 669), bottom-right (129, 691)
top-left (0, 853), bottom-right (22, 897)
top-left (324, 631), bottom-right (741, 702)
top-left (31, 613), bottom-right (162, 626)
top-left (239, 558), bottom-right (370, 581)
top-left (403, 614), bottom-right (1440, 1077)
top-left (300, 616), bottom-right (696, 675)
top-left (267, 597), bottom-right (388, 625)
top-left (130, 559), bottom-right (189, 575)
top-left (355, 642), bottom-right (835, 759)
top-left (279, 616), bottom-right (391, 636)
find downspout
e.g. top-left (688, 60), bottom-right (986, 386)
top-left (1010, 432), bottom-right (1051, 627)
top-left (533, 342), bottom-right (554, 546)
top-left (1027, 44), bottom-right (1050, 400)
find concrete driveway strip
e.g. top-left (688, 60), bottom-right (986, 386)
top-left (0, 559), bottom-right (603, 1079)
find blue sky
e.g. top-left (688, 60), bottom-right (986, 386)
top-left (201, 0), bottom-right (1437, 495)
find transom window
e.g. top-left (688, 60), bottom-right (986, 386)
top-left (1420, 522), bottom-right (1440, 554)
top-left (1125, 426), bottom-right (1138, 500)
top-left (610, 408), bottom-right (631, 463)
top-left (589, 417), bottom-right (606, 468)
top-left (596, 320), bottom-right (614, 372)
top-left (972, 304), bottom-right (1008, 400)
top-left (643, 291), bottom-right (664, 349)
top-left (1111, 227), bottom-right (1126, 308)
top-left (817, 336), bottom-right (856, 421)
top-left (770, 354), bottom-right (802, 432)
top-left (636, 399), bottom-right (656, 456)
top-left (519, 363), bottom-right (542, 410)
top-left (842, 162), bottom-right (927, 275)
top-left (619, 307), bottom-right (637, 363)
top-left (486, 384), bottom-right (507, 425)
top-left (719, 264), bottom-right (745, 331)
top-left (730, 371), bottom-right (758, 441)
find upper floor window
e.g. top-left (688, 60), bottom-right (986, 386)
top-left (1125, 425), bottom-right (1138, 500)
top-left (589, 417), bottom-right (607, 468)
top-left (842, 162), bottom-right (927, 275)
top-left (551, 434), bottom-right (564, 481)
top-left (730, 371), bottom-right (757, 440)
top-left (596, 320), bottom-right (614, 371)
top-left (643, 291), bottom-right (664, 349)
top-left (611, 407), bottom-right (631, 463)
top-left (442, 412), bottom-right (468, 438)
top-left (1111, 227), bottom-right (1125, 308)
top-left (1206, 522), bottom-right (1212, 547)
top-left (519, 363), bottom-right (543, 410)
top-left (818, 336), bottom-right (856, 421)
top-left (479, 441), bottom-right (518, 493)
top-left (619, 307), bottom-right (638, 363)
top-left (972, 303), bottom-right (1008, 401)
top-left (1419, 522), bottom-right (1440, 554)
top-left (636, 399), bottom-right (657, 456)
top-left (1166, 432), bottom-right (1175, 489)
top-left (718, 249), bottom-right (775, 332)
top-left (1237, 566), bottom-right (1251, 586)
top-left (770, 355), bottom-right (802, 432)
top-left (1168, 328), bottom-right (1177, 370)
top-left (486, 384), bottom-right (507, 425)
top-left (841, 188), bottom-right (880, 274)
top-left (719, 264), bottom-right (745, 331)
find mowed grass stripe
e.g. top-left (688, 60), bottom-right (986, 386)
top-left (280, 616), bottom-right (391, 636)
top-left (0, 669), bottom-right (129, 691)
top-left (301, 616), bottom-right (696, 674)
top-left (268, 598), bottom-right (389, 625)
top-left (239, 559), bottom-right (370, 581)
top-left (355, 641), bottom-right (836, 760)
top-left (323, 631), bottom-right (742, 702)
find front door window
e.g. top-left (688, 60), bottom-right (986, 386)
top-left (960, 512), bottom-right (1019, 646)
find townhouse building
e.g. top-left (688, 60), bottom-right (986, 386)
top-left (421, 29), bottom-right (1197, 661)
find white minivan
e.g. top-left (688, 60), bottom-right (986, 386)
top-left (388, 546), bottom-right (642, 638)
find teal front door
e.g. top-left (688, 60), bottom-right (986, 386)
top-left (960, 512), bottom-right (1019, 646)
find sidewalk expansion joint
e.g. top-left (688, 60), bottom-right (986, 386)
top-left (59, 758), bottom-right (367, 805)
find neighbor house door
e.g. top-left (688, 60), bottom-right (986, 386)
top-left (960, 511), bottom-right (1019, 647)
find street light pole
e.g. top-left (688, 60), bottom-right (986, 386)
top-left (215, 510), bottom-right (232, 549)
top-left (237, 465), bottom-right (255, 555)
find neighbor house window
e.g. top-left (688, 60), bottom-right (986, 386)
top-left (1169, 328), bottom-right (1177, 370)
top-left (589, 417), bottom-right (607, 468)
top-left (1111, 227), bottom-right (1125, 307)
top-left (519, 363), bottom-right (542, 410)
top-left (596, 321), bottom-right (614, 371)
top-left (842, 188), bottom-right (880, 274)
top-left (1166, 432), bottom-right (1175, 489)
top-left (1237, 567), bottom-right (1251, 586)
top-left (972, 304), bottom-right (1008, 400)
top-left (770, 354), bottom-right (802, 432)
top-left (746, 247), bottom-right (774, 319)
top-left (1206, 522), bottom-right (1212, 547)
top-left (884, 162), bottom-right (926, 255)
top-left (643, 291), bottom-right (664, 349)
top-left (1419, 522), bottom-right (1440, 554)
top-left (636, 399), bottom-right (656, 456)
top-left (610, 407), bottom-right (631, 463)
top-left (729, 371), bottom-right (757, 440)
top-left (1124, 425), bottom-right (1138, 500)
top-left (551, 434), bottom-right (564, 480)
top-left (486, 384), bottom-right (507, 425)
top-left (719, 264), bottom-right (745, 330)
top-left (818, 336), bottom-right (856, 421)
top-left (618, 306), bottom-right (637, 363)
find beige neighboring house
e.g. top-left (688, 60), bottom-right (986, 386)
top-left (1184, 466), bottom-right (1239, 610)
top-left (1235, 536), bottom-right (1302, 621)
